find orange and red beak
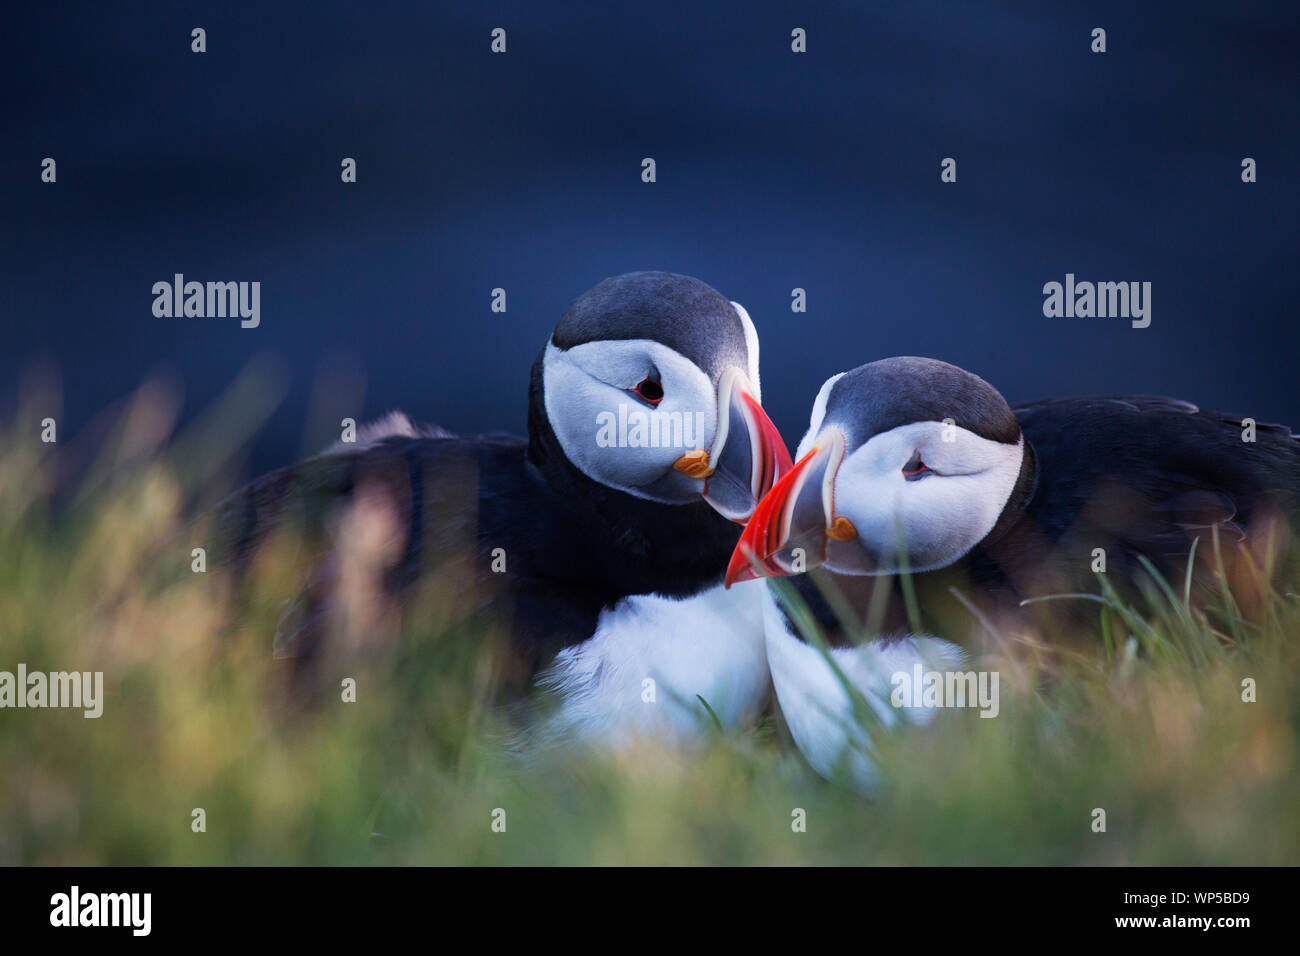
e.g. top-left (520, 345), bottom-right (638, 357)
top-left (674, 367), bottom-right (793, 523)
top-left (725, 429), bottom-right (857, 586)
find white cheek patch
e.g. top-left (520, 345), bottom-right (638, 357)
top-left (833, 422), bottom-right (1023, 572)
top-left (542, 340), bottom-right (719, 499)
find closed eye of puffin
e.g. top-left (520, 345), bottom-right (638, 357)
top-left (902, 448), bottom-right (932, 480)
top-left (631, 376), bottom-right (664, 406)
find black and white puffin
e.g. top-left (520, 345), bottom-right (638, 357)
top-left (216, 271), bottom-right (791, 743)
top-left (727, 356), bottom-right (1300, 787)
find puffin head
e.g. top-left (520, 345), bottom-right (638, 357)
top-left (727, 356), bottom-right (1032, 584)
top-left (534, 271), bottom-right (791, 521)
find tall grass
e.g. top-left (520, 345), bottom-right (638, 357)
top-left (1, 375), bottom-right (1297, 865)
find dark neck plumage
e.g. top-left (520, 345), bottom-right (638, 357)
top-left (524, 348), bottom-right (741, 598)
top-left (982, 435), bottom-right (1038, 550)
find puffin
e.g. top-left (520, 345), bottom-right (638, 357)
top-left (727, 356), bottom-right (1300, 787)
top-left (214, 271), bottom-right (791, 744)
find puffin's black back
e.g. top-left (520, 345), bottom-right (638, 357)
top-left (1012, 395), bottom-right (1300, 554)
top-left (213, 428), bottom-right (744, 696)
top-left (984, 396), bottom-right (1300, 612)
top-left (212, 271), bottom-right (750, 693)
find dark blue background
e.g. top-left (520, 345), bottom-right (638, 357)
top-left (4, 1), bottom-right (1297, 473)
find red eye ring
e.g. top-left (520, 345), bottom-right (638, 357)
top-left (902, 450), bottom-right (930, 480)
top-left (632, 377), bottom-right (664, 406)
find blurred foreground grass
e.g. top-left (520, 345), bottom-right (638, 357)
top-left (1, 373), bottom-right (1297, 865)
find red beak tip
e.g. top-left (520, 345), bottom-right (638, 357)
top-left (724, 544), bottom-right (755, 588)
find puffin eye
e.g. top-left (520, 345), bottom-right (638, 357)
top-left (902, 449), bottom-right (931, 481)
top-left (632, 377), bottom-right (664, 406)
